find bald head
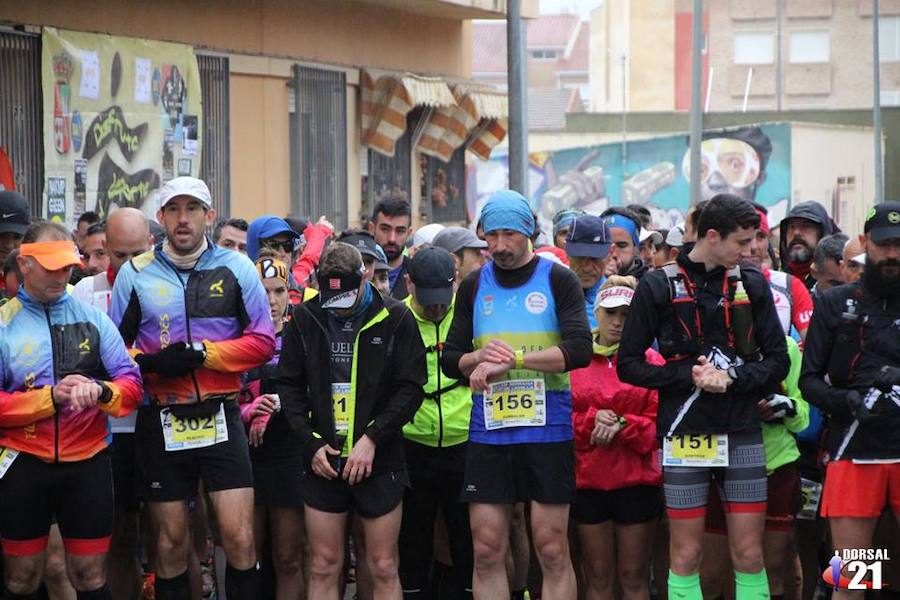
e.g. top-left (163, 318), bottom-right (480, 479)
top-left (842, 236), bottom-right (864, 284)
top-left (106, 208), bottom-right (153, 274)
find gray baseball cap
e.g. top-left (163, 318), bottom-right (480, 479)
top-left (432, 226), bottom-right (487, 254)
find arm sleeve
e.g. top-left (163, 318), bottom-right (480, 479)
top-left (549, 265), bottom-right (592, 371)
top-left (729, 271), bottom-right (790, 395)
top-left (276, 314), bottom-right (326, 459)
top-left (363, 309), bottom-right (427, 446)
top-left (799, 290), bottom-right (851, 414)
top-left (617, 273), bottom-right (694, 390)
top-left (203, 261), bottom-right (276, 373)
top-left (96, 312), bottom-right (143, 418)
top-left (291, 223), bottom-right (332, 288)
top-left (108, 264), bottom-right (142, 347)
top-left (782, 337), bottom-right (810, 434)
top-left (0, 387), bottom-right (56, 428)
top-left (441, 272), bottom-right (478, 380)
top-left (617, 350), bottom-right (662, 454)
top-left (790, 275), bottom-right (814, 333)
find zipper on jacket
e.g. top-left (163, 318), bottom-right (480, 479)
top-left (161, 256), bottom-right (204, 402)
top-left (435, 321), bottom-right (444, 448)
top-left (43, 305), bottom-right (60, 463)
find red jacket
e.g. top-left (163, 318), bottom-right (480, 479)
top-left (570, 349), bottom-right (664, 490)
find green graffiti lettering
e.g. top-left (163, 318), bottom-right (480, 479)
top-left (107, 172), bottom-right (151, 206)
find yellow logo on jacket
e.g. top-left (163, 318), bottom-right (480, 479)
top-left (209, 279), bottom-right (224, 298)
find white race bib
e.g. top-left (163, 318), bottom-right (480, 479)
top-left (484, 378), bottom-right (546, 430)
top-left (0, 447), bottom-right (19, 479)
top-left (161, 403), bottom-right (228, 452)
top-left (663, 434), bottom-right (729, 467)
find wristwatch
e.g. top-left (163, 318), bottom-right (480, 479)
top-left (97, 381), bottom-right (113, 404)
top-left (191, 341), bottom-right (208, 363)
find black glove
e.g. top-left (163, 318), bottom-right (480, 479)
top-left (135, 342), bottom-right (205, 378)
top-left (842, 390), bottom-right (873, 423)
top-left (762, 394), bottom-right (797, 422)
top-left (874, 365), bottom-right (900, 393)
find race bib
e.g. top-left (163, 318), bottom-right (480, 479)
top-left (0, 447), bottom-right (19, 479)
top-left (161, 403), bottom-right (228, 452)
top-left (332, 383), bottom-right (351, 436)
top-left (663, 434), bottom-right (729, 467)
top-left (484, 378), bottom-right (546, 430)
top-left (796, 477), bottom-right (823, 520)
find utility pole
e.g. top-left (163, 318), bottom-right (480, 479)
top-left (507, 0), bottom-right (529, 195)
top-left (775, 0), bottom-right (782, 111)
top-left (688, 0), bottom-right (704, 206)
top-left (874, 0), bottom-right (884, 203)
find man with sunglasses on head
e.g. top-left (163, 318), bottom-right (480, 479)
top-left (110, 177), bottom-right (276, 600)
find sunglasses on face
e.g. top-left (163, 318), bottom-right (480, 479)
top-left (261, 238), bottom-right (299, 253)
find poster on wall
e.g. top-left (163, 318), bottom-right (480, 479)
top-left (467, 123), bottom-right (792, 234)
top-left (41, 27), bottom-right (202, 226)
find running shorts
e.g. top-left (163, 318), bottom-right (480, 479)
top-left (821, 460), bottom-right (900, 518)
top-left (302, 469), bottom-right (407, 519)
top-left (0, 450), bottom-right (113, 556)
top-left (461, 440), bottom-right (575, 505)
top-left (573, 485), bottom-right (663, 525)
top-left (705, 461), bottom-right (800, 533)
top-left (662, 429), bottom-right (767, 520)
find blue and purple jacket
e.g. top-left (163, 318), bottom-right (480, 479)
top-left (109, 242), bottom-right (275, 406)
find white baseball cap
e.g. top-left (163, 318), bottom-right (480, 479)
top-left (412, 223), bottom-right (445, 247)
top-left (158, 176), bottom-right (212, 209)
top-left (596, 285), bottom-right (635, 309)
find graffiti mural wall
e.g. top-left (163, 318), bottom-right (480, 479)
top-left (467, 123), bottom-right (792, 235)
top-left (41, 27), bottom-right (202, 226)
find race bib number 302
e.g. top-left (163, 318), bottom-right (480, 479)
top-left (161, 403), bottom-right (228, 452)
top-left (663, 434), bottom-right (729, 467)
top-left (484, 378), bottom-right (546, 430)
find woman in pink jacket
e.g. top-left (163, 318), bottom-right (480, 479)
top-left (570, 275), bottom-right (664, 600)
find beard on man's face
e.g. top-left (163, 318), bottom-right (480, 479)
top-left (863, 256), bottom-right (900, 298)
top-left (382, 244), bottom-right (402, 262)
top-left (788, 238), bottom-right (812, 265)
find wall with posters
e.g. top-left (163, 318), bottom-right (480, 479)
top-left (41, 27), bottom-right (202, 226)
top-left (467, 123), bottom-right (792, 235)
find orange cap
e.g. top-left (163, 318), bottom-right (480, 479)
top-left (19, 240), bottom-right (82, 271)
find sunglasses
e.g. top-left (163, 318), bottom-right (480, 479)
top-left (260, 238), bottom-right (300, 253)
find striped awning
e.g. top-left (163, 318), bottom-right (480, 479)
top-left (416, 84), bottom-right (509, 163)
top-left (361, 69), bottom-right (508, 161)
top-left (361, 69), bottom-right (455, 157)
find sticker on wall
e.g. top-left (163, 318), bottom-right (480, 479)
top-left (160, 64), bottom-right (185, 128)
top-left (162, 129), bottom-right (174, 181)
top-left (177, 158), bottom-right (192, 176)
top-left (52, 52), bottom-right (73, 155)
top-left (182, 115), bottom-right (198, 156)
top-left (152, 66), bottom-right (161, 106)
top-left (111, 51), bottom-right (122, 98)
top-left (71, 111), bottom-right (83, 153)
top-left (47, 177), bottom-right (67, 223)
top-left (74, 158), bottom-right (87, 218)
top-left (134, 57), bottom-right (152, 104)
top-left (78, 49), bottom-right (101, 99)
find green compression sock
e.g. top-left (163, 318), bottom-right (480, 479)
top-left (668, 570), bottom-right (703, 600)
top-left (735, 569), bottom-right (770, 600)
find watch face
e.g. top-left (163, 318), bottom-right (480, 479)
top-left (191, 342), bottom-right (205, 353)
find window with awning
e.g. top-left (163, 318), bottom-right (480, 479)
top-left (360, 69), bottom-right (508, 163)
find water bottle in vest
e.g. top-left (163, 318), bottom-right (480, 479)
top-left (732, 279), bottom-right (758, 358)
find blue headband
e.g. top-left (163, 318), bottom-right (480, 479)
top-left (603, 214), bottom-right (639, 245)
top-left (480, 190), bottom-right (535, 237)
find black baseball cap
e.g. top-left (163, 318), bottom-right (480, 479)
top-left (565, 215), bottom-right (611, 259)
top-left (408, 246), bottom-right (455, 306)
top-left (339, 232), bottom-right (389, 270)
top-left (0, 191), bottom-right (30, 236)
top-left (864, 201), bottom-right (900, 242)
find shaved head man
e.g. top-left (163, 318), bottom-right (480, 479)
top-left (70, 206), bottom-right (154, 598)
top-left (841, 236), bottom-right (864, 284)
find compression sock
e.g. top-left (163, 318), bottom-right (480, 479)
top-left (75, 586), bottom-right (112, 600)
top-left (225, 564), bottom-right (260, 598)
top-left (735, 569), bottom-right (770, 600)
top-left (668, 570), bottom-right (703, 600)
top-left (154, 570), bottom-right (190, 600)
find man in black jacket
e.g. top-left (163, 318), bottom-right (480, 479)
top-left (618, 194), bottom-right (789, 600)
top-left (800, 202), bottom-right (900, 597)
top-left (778, 200), bottom-right (840, 290)
top-left (278, 241), bottom-right (426, 600)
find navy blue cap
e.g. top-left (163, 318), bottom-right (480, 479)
top-left (565, 215), bottom-right (611, 259)
top-left (408, 246), bottom-right (455, 306)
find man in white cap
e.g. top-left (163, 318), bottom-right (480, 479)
top-left (109, 176), bottom-right (276, 600)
